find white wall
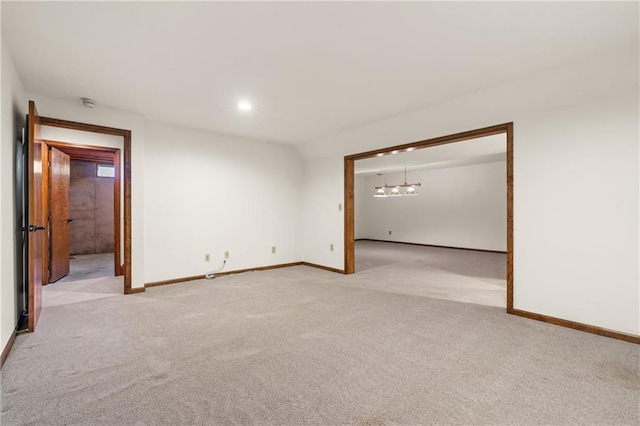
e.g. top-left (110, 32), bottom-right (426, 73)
top-left (297, 44), bottom-right (639, 335)
top-left (2, 38), bottom-right (637, 353)
top-left (299, 157), bottom-right (345, 268)
top-left (515, 93), bottom-right (638, 336)
top-left (143, 120), bottom-right (302, 283)
top-left (22, 99), bottom-right (304, 287)
top-left (356, 161), bottom-right (507, 251)
top-left (25, 94), bottom-right (146, 290)
top-left (354, 175), bottom-right (366, 240)
top-left (1, 39), bottom-right (27, 352)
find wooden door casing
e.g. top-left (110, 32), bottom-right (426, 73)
top-left (48, 147), bottom-right (71, 282)
top-left (42, 140), bottom-right (120, 278)
top-left (37, 116), bottom-right (132, 294)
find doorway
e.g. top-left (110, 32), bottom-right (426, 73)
top-left (42, 140), bottom-right (121, 285)
top-left (343, 123), bottom-right (514, 311)
top-left (24, 100), bottom-right (133, 333)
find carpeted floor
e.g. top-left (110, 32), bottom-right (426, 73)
top-left (354, 241), bottom-right (506, 307)
top-left (1, 248), bottom-right (638, 425)
top-left (59, 253), bottom-right (115, 282)
top-left (43, 253), bottom-right (121, 308)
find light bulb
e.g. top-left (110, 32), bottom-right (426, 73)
top-left (405, 186), bottom-right (417, 195)
top-left (374, 188), bottom-right (387, 197)
top-left (238, 101), bottom-right (252, 111)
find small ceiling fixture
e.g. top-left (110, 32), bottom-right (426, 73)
top-left (373, 166), bottom-right (421, 198)
top-left (81, 98), bottom-right (96, 108)
top-left (237, 100), bottom-right (252, 111)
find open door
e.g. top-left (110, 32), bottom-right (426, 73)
top-left (48, 147), bottom-right (71, 282)
top-left (27, 100), bottom-right (44, 332)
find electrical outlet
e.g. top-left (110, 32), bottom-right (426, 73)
top-left (224, 251), bottom-right (229, 259)
top-left (272, 246), bottom-right (276, 254)
top-left (330, 243), bottom-right (334, 252)
top-left (204, 253), bottom-right (210, 262)
top-left (388, 230), bottom-right (392, 235)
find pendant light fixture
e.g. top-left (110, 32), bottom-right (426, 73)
top-left (373, 173), bottom-right (387, 197)
top-left (372, 167), bottom-right (421, 197)
top-left (405, 185), bottom-right (418, 196)
top-left (374, 187), bottom-right (387, 197)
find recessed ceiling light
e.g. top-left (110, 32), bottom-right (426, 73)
top-left (391, 150), bottom-right (399, 154)
top-left (406, 147), bottom-right (415, 152)
top-left (376, 153), bottom-right (384, 157)
top-left (238, 101), bottom-right (252, 111)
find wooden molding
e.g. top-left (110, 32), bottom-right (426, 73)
top-left (42, 139), bottom-right (117, 164)
top-left (123, 131), bottom-right (132, 294)
top-left (300, 262), bottom-right (346, 274)
top-left (41, 143), bottom-right (50, 285)
top-left (125, 287), bottom-right (145, 294)
top-left (215, 262), bottom-right (303, 277)
top-left (509, 308), bottom-right (640, 345)
top-left (354, 239), bottom-right (507, 254)
top-left (113, 150), bottom-right (122, 277)
top-left (42, 140), bottom-right (122, 283)
top-left (506, 123), bottom-right (514, 315)
top-left (1, 330), bottom-right (18, 369)
top-left (344, 158), bottom-right (355, 274)
top-left (345, 123), bottom-right (510, 161)
top-left (145, 274), bottom-right (205, 288)
top-left (144, 262), bottom-right (311, 288)
top-left (40, 116), bottom-right (132, 294)
top-left (343, 122), bottom-right (513, 294)
top-left (39, 116), bottom-right (129, 137)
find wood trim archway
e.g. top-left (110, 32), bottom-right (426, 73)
top-left (39, 116), bottom-right (133, 294)
top-left (42, 140), bottom-right (122, 281)
top-left (343, 124), bottom-right (639, 344)
top-left (343, 123), bottom-right (514, 310)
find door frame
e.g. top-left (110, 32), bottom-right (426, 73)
top-left (42, 140), bottom-right (122, 282)
top-left (343, 123), bottom-right (514, 311)
top-left (38, 116), bottom-right (133, 294)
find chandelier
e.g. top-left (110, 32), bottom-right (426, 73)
top-left (373, 167), bottom-right (421, 197)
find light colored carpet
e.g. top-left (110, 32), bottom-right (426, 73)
top-left (1, 257), bottom-right (638, 424)
top-left (44, 253), bottom-right (122, 308)
top-left (58, 253), bottom-right (115, 283)
top-left (355, 240), bottom-right (506, 307)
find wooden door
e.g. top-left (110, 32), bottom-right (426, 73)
top-left (27, 100), bottom-right (44, 332)
top-left (49, 147), bottom-right (71, 282)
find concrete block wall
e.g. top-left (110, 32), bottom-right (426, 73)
top-left (69, 161), bottom-right (114, 255)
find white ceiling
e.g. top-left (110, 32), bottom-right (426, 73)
top-left (354, 134), bottom-right (506, 176)
top-left (2, 2), bottom-right (637, 145)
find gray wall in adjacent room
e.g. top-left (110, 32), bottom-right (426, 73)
top-left (69, 160), bottom-right (114, 255)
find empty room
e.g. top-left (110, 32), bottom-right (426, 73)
top-left (1, 2), bottom-right (638, 425)
top-left (352, 134), bottom-right (507, 308)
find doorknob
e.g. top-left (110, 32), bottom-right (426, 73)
top-left (28, 225), bottom-right (45, 232)
top-left (67, 218), bottom-right (74, 223)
